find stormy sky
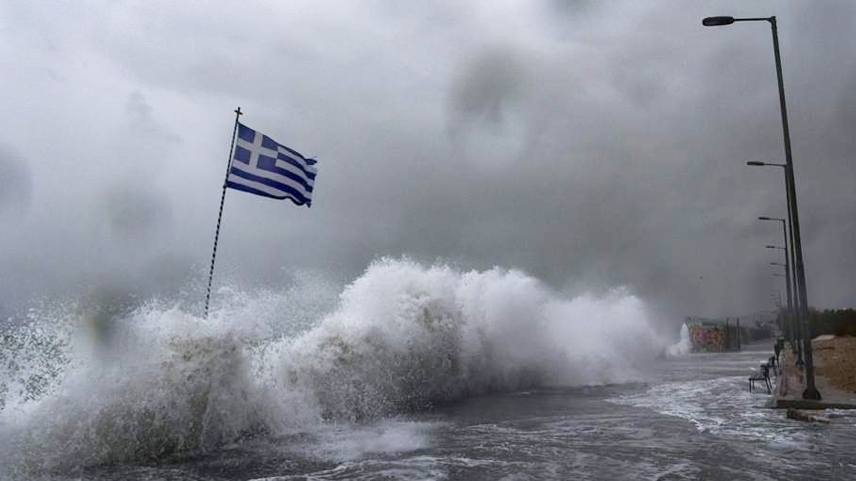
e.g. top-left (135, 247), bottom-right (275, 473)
top-left (0, 0), bottom-right (854, 321)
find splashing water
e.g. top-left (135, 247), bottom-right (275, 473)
top-left (665, 323), bottom-right (692, 358)
top-left (0, 258), bottom-right (667, 474)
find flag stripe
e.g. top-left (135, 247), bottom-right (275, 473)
top-left (226, 171), bottom-right (312, 205)
top-left (229, 165), bottom-right (313, 201)
top-left (255, 155), bottom-right (314, 192)
top-left (226, 180), bottom-right (311, 205)
top-left (274, 150), bottom-right (317, 180)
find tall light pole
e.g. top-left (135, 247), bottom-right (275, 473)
top-left (768, 244), bottom-right (804, 365)
top-left (770, 287), bottom-right (782, 309)
top-left (770, 260), bottom-right (792, 340)
top-left (760, 218), bottom-right (792, 319)
top-left (770, 260), bottom-right (790, 312)
top-left (759, 216), bottom-right (802, 364)
top-left (704, 15), bottom-right (820, 399)
top-left (749, 163), bottom-right (797, 306)
top-left (753, 167), bottom-right (804, 363)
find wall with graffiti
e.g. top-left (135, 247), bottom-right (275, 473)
top-left (689, 325), bottom-right (724, 352)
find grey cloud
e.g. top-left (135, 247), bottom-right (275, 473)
top-left (0, 0), bottom-right (854, 322)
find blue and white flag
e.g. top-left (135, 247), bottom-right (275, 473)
top-left (226, 123), bottom-right (317, 206)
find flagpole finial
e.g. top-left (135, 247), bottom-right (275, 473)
top-left (235, 106), bottom-right (243, 116)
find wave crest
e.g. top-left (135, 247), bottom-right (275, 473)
top-left (281, 258), bottom-right (666, 420)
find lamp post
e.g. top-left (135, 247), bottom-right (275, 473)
top-left (770, 261), bottom-right (792, 335)
top-left (769, 257), bottom-right (792, 327)
top-left (759, 217), bottom-right (793, 321)
top-left (770, 288), bottom-right (782, 309)
top-left (704, 15), bottom-right (820, 399)
top-left (759, 215), bottom-right (802, 363)
top-left (750, 163), bottom-right (798, 317)
top-left (753, 169), bottom-right (804, 362)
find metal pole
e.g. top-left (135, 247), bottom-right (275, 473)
top-left (769, 220), bottom-right (796, 359)
top-left (725, 318), bottom-right (730, 351)
top-left (736, 318), bottom-right (741, 350)
top-left (779, 211), bottom-right (802, 364)
top-left (768, 18), bottom-right (820, 399)
top-left (780, 170), bottom-right (801, 362)
top-left (204, 107), bottom-right (243, 319)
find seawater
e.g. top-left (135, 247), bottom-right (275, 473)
top-left (0, 258), bottom-right (667, 478)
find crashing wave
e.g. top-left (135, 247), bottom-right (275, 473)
top-left (0, 258), bottom-right (668, 472)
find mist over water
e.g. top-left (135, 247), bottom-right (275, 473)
top-left (0, 258), bottom-right (667, 475)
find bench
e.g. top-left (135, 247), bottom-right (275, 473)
top-left (749, 363), bottom-right (773, 393)
top-left (767, 355), bottom-right (778, 376)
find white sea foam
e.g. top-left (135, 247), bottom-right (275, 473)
top-left (0, 258), bottom-right (667, 472)
top-left (610, 374), bottom-right (815, 450)
top-left (298, 419), bottom-right (434, 462)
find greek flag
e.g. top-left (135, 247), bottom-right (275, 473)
top-left (226, 123), bottom-right (317, 206)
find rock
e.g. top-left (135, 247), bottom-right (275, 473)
top-left (786, 408), bottom-right (830, 423)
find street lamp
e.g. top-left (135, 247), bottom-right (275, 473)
top-left (760, 216), bottom-right (793, 329)
top-left (752, 166), bottom-right (799, 323)
top-left (765, 241), bottom-right (804, 364)
top-left (702, 16), bottom-right (772, 26)
top-left (770, 289), bottom-right (782, 309)
top-left (705, 15), bottom-right (820, 399)
top-left (754, 167), bottom-right (803, 365)
top-left (764, 236), bottom-right (796, 347)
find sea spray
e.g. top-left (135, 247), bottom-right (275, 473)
top-left (0, 258), bottom-right (668, 474)
top-left (0, 280), bottom-right (337, 473)
top-left (0, 300), bottom-right (74, 412)
top-left (278, 258), bottom-right (667, 420)
top-left (2, 310), bottom-right (270, 470)
top-left (666, 323), bottom-right (692, 358)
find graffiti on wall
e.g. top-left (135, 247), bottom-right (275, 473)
top-left (689, 326), bottom-right (723, 352)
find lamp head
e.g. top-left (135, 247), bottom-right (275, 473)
top-left (703, 16), bottom-right (736, 26)
top-left (747, 161), bottom-right (766, 166)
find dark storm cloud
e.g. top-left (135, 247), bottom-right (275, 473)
top-left (0, 0), bottom-right (854, 320)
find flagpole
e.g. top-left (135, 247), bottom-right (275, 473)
top-left (204, 106), bottom-right (242, 318)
